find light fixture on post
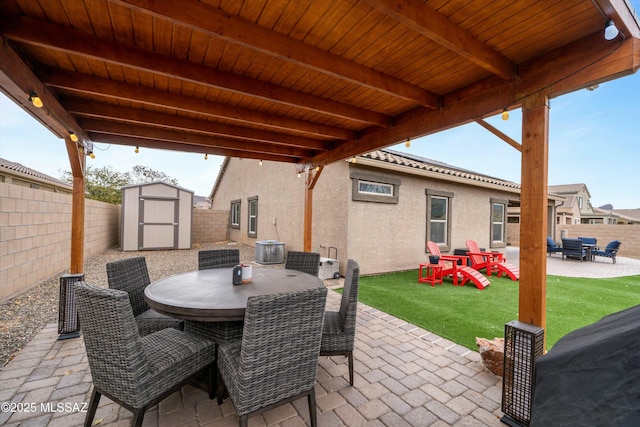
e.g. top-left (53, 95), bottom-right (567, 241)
top-left (502, 108), bottom-right (510, 121)
top-left (135, 146), bottom-right (139, 154)
top-left (69, 131), bottom-right (78, 142)
top-left (604, 20), bottom-right (619, 40)
top-left (28, 90), bottom-right (43, 108)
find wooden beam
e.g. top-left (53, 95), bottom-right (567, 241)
top-left (361, 0), bottom-right (515, 80)
top-left (112, 0), bottom-right (439, 108)
top-left (1, 13), bottom-right (390, 127)
top-left (0, 38), bottom-right (86, 142)
top-left (65, 100), bottom-right (336, 151)
top-left (65, 137), bottom-right (85, 275)
top-left (44, 70), bottom-right (353, 140)
top-left (80, 118), bottom-right (316, 158)
top-left (88, 133), bottom-right (298, 163)
top-left (310, 33), bottom-right (639, 165)
top-left (518, 93), bottom-right (549, 337)
top-left (473, 119), bottom-right (522, 152)
top-left (303, 167), bottom-right (323, 252)
top-left (516, 32), bottom-right (640, 99)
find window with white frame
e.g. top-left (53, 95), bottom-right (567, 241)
top-left (491, 198), bottom-right (508, 247)
top-left (426, 189), bottom-right (453, 251)
top-left (247, 196), bottom-right (258, 237)
top-left (230, 200), bottom-right (241, 229)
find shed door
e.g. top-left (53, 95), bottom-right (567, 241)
top-left (139, 197), bottom-right (178, 249)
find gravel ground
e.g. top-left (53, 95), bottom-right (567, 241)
top-left (1, 241), bottom-right (341, 368)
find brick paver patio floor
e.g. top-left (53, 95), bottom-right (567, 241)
top-left (0, 289), bottom-right (504, 426)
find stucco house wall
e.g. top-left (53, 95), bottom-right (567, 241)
top-left (345, 164), bottom-right (517, 274)
top-left (211, 150), bottom-right (527, 275)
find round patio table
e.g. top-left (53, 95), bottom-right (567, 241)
top-left (144, 267), bottom-right (323, 322)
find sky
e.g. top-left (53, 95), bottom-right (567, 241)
top-left (1, 11), bottom-right (639, 207)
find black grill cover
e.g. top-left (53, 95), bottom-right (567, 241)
top-left (530, 305), bottom-right (640, 426)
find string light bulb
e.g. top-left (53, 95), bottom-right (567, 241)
top-left (69, 131), bottom-right (78, 142)
top-left (28, 90), bottom-right (43, 108)
top-left (89, 152), bottom-right (95, 159)
top-left (501, 108), bottom-right (509, 121)
top-left (204, 153), bottom-right (208, 160)
top-left (134, 146), bottom-right (139, 154)
top-left (297, 172), bottom-right (301, 178)
top-left (405, 138), bottom-right (411, 148)
top-left (351, 156), bottom-right (356, 163)
top-left (259, 160), bottom-right (263, 166)
top-left (315, 166), bottom-right (320, 172)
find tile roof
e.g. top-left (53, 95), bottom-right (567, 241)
top-left (361, 149), bottom-right (522, 190)
top-left (548, 183), bottom-right (586, 194)
top-left (0, 157), bottom-right (72, 188)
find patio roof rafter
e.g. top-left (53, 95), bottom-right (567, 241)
top-left (65, 100), bottom-right (336, 151)
top-left (41, 69), bottom-right (354, 140)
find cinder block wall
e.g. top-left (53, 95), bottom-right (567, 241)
top-left (0, 183), bottom-right (120, 301)
top-left (192, 209), bottom-right (228, 244)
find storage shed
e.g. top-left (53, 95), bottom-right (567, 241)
top-left (121, 182), bottom-right (193, 251)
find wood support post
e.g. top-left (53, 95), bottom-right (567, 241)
top-left (303, 166), bottom-right (323, 252)
top-left (518, 93), bottom-right (549, 335)
top-left (65, 137), bottom-right (86, 274)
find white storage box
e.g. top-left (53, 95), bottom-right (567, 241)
top-left (318, 257), bottom-right (340, 279)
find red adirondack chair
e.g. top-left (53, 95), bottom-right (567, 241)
top-left (427, 241), bottom-right (490, 289)
top-left (465, 240), bottom-right (519, 281)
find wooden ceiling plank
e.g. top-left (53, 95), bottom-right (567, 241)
top-left (65, 99), bottom-right (335, 150)
top-left (0, 13), bottom-right (389, 126)
top-left (110, 0), bottom-right (439, 107)
top-left (89, 133), bottom-right (298, 163)
top-left (42, 69), bottom-right (354, 139)
top-left (361, 0), bottom-right (515, 80)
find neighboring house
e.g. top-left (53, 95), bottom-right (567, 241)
top-left (549, 183), bottom-right (597, 224)
top-left (210, 149), bottom-right (559, 275)
top-left (592, 207), bottom-right (640, 225)
top-left (0, 158), bottom-right (72, 194)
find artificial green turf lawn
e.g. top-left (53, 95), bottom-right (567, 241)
top-left (352, 270), bottom-right (640, 350)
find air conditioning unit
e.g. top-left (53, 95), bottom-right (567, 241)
top-left (255, 240), bottom-right (285, 264)
top-left (501, 320), bottom-right (544, 426)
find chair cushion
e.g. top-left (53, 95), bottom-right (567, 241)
top-left (135, 328), bottom-right (216, 407)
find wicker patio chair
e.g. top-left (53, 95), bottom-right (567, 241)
top-left (320, 259), bottom-right (360, 386)
top-left (75, 282), bottom-right (217, 427)
top-left (284, 250), bottom-right (321, 276)
top-left (106, 257), bottom-right (183, 335)
top-left (217, 286), bottom-right (328, 427)
top-left (198, 249), bottom-right (240, 270)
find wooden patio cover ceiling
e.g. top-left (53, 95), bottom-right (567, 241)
top-left (1, 0), bottom-right (639, 169)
